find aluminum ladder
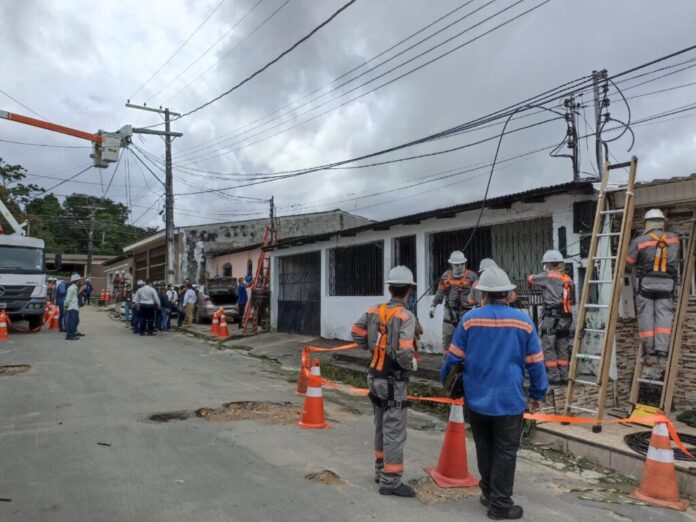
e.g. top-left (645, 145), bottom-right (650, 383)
top-left (563, 156), bottom-right (638, 432)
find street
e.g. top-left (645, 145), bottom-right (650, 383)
top-left (0, 308), bottom-right (692, 522)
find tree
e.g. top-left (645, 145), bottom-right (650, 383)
top-left (0, 157), bottom-right (44, 231)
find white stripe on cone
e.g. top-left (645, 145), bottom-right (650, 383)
top-left (654, 423), bottom-right (669, 437)
top-left (310, 366), bottom-right (321, 376)
top-left (306, 387), bottom-right (323, 398)
top-left (449, 404), bottom-right (464, 423)
top-left (647, 446), bottom-right (674, 464)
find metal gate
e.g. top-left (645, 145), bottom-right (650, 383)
top-left (277, 251), bottom-right (321, 336)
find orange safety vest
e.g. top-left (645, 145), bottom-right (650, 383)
top-left (369, 304), bottom-right (403, 372)
top-left (648, 231), bottom-right (669, 273)
top-left (442, 273), bottom-right (473, 288)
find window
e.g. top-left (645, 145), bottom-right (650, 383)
top-left (429, 227), bottom-right (492, 290)
top-left (149, 246), bottom-right (166, 282)
top-left (392, 235), bottom-right (416, 281)
top-left (247, 259), bottom-right (253, 278)
top-left (329, 241), bottom-right (384, 296)
top-left (574, 200), bottom-right (596, 258)
top-left (222, 263), bottom-right (232, 278)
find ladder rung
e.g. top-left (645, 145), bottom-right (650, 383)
top-left (569, 405), bottom-right (598, 414)
top-left (589, 280), bottom-right (613, 284)
top-left (594, 256), bottom-right (617, 260)
top-left (608, 161), bottom-right (631, 170)
top-left (584, 304), bottom-right (609, 309)
top-left (597, 232), bottom-right (621, 237)
top-left (576, 353), bottom-right (602, 360)
top-left (583, 328), bottom-right (605, 334)
top-left (638, 378), bottom-right (664, 386)
top-left (574, 378), bottom-right (599, 387)
top-left (600, 209), bottom-right (624, 215)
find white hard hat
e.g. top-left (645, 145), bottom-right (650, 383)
top-left (542, 250), bottom-right (564, 264)
top-left (478, 258), bottom-right (498, 272)
top-left (70, 273), bottom-right (82, 283)
top-left (137, 280), bottom-right (145, 286)
top-left (448, 250), bottom-right (467, 265)
top-left (476, 266), bottom-right (516, 292)
top-left (386, 265), bottom-right (416, 286)
top-left (644, 208), bottom-right (666, 221)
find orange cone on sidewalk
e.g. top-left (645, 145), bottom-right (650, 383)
top-left (105, 290), bottom-right (111, 303)
top-left (43, 303), bottom-right (52, 324)
top-left (425, 402), bottom-right (479, 488)
top-left (298, 370), bottom-right (329, 430)
top-left (218, 312), bottom-right (230, 339)
top-left (100, 289), bottom-right (106, 303)
top-left (210, 309), bottom-right (220, 335)
top-left (0, 309), bottom-right (9, 341)
top-left (50, 304), bottom-right (60, 331)
top-left (629, 422), bottom-right (689, 511)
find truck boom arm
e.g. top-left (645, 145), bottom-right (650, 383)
top-left (0, 199), bottom-right (26, 236)
top-left (0, 110), bottom-right (102, 143)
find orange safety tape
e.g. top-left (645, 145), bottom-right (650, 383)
top-left (306, 343), bottom-right (358, 353)
top-left (346, 386), bottom-right (463, 406)
top-left (4, 315), bottom-right (42, 334)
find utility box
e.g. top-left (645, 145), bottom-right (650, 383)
top-left (100, 132), bottom-right (122, 163)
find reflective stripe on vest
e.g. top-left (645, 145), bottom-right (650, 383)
top-left (648, 231), bottom-right (669, 273)
top-left (369, 304), bottom-right (402, 372)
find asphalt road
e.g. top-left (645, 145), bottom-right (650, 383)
top-left (0, 308), bottom-right (692, 521)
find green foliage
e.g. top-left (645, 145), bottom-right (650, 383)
top-left (1, 158), bottom-right (155, 255)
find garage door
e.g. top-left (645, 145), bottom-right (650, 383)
top-left (277, 252), bottom-right (321, 336)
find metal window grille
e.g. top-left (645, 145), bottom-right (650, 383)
top-left (278, 253), bottom-right (321, 302)
top-left (329, 241), bottom-right (384, 296)
top-left (393, 235), bottom-right (417, 281)
top-left (429, 227), bottom-right (492, 291)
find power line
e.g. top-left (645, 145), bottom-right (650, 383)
top-left (128, 0), bottom-right (229, 101)
top-left (43, 165), bottom-right (94, 193)
top-left (0, 89), bottom-right (48, 120)
top-left (0, 137), bottom-right (91, 149)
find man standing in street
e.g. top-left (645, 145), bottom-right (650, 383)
top-left (83, 279), bottom-right (93, 305)
top-left (133, 280), bottom-right (160, 336)
top-left (65, 273), bottom-right (84, 341)
top-left (158, 285), bottom-right (171, 333)
top-left (441, 267), bottom-right (547, 520)
top-left (351, 266), bottom-right (418, 498)
top-left (56, 277), bottom-right (67, 332)
top-left (237, 277), bottom-right (248, 330)
top-left (182, 281), bottom-right (197, 327)
top-left (123, 282), bottom-right (133, 327)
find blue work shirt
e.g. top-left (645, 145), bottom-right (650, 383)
top-left (237, 283), bottom-right (248, 306)
top-left (440, 302), bottom-right (548, 416)
top-left (55, 282), bottom-right (67, 306)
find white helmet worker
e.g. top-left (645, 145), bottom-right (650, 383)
top-left (644, 208), bottom-right (666, 221)
top-left (476, 266), bottom-right (516, 292)
top-left (70, 273), bottom-right (83, 283)
top-left (478, 258), bottom-right (498, 273)
top-left (542, 250), bottom-right (564, 264)
top-left (448, 250), bottom-right (467, 265)
top-left (386, 265), bottom-right (416, 286)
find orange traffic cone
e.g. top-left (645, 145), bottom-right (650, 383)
top-left (298, 371), bottom-right (329, 430)
top-left (105, 290), bottom-right (111, 303)
top-left (100, 289), bottom-right (106, 303)
top-left (210, 309), bottom-right (220, 335)
top-left (50, 304), bottom-right (60, 331)
top-left (425, 402), bottom-right (479, 488)
top-left (43, 303), bottom-right (52, 324)
top-left (629, 422), bottom-right (689, 511)
top-left (218, 312), bottom-right (230, 339)
top-left (0, 309), bottom-right (9, 341)
top-left (295, 348), bottom-right (312, 396)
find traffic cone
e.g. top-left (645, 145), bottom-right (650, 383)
top-left (100, 289), bottom-right (106, 304)
top-left (43, 303), bottom-right (52, 324)
top-left (629, 422), bottom-right (689, 511)
top-left (0, 309), bottom-right (9, 341)
top-left (424, 402), bottom-right (479, 488)
top-left (295, 347), bottom-right (312, 395)
top-left (298, 371), bottom-right (329, 430)
top-left (210, 309), bottom-right (220, 335)
top-left (105, 290), bottom-right (111, 303)
top-left (50, 304), bottom-right (60, 331)
top-left (218, 312), bottom-right (230, 339)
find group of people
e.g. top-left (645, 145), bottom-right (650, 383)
top-left (47, 273), bottom-right (89, 341)
top-left (123, 279), bottom-right (198, 335)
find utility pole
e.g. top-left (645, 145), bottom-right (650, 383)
top-left (563, 95), bottom-right (580, 181)
top-left (269, 196), bottom-right (276, 244)
top-left (125, 103), bottom-right (182, 285)
top-left (86, 208), bottom-right (96, 279)
top-left (592, 69), bottom-right (609, 173)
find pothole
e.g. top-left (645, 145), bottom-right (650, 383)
top-left (0, 364), bottom-right (31, 376)
top-left (148, 410), bottom-right (192, 423)
top-left (305, 470), bottom-right (345, 485)
top-left (411, 477), bottom-right (480, 505)
top-left (196, 401), bottom-right (301, 424)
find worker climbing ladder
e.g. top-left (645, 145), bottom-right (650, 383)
top-left (564, 156), bottom-right (638, 432)
top-left (242, 227), bottom-right (274, 334)
top-left (630, 215), bottom-right (696, 414)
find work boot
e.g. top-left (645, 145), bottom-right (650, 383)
top-left (488, 505), bottom-right (523, 520)
top-left (480, 495), bottom-right (490, 507)
top-left (379, 483), bottom-right (416, 497)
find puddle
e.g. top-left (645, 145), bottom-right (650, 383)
top-left (411, 477), bottom-right (480, 505)
top-left (305, 470), bottom-right (345, 485)
top-left (149, 410), bottom-right (192, 422)
top-left (0, 364), bottom-right (31, 376)
top-left (196, 401), bottom-right (301, 424)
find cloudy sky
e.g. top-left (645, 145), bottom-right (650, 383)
top-left (1, 0), bottom-right (695, 229)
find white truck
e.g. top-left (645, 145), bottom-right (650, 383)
top-left (0, 201), bottom-right (47, 329)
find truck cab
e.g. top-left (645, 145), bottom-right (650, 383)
top-left (0, 233), bottom-right (47, 329)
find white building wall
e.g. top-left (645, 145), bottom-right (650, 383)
top-left (272, 192), bottom-right (594, 351)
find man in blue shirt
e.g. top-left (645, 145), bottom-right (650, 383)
top-left (55, 278), bottom-right (67, 332)
top-left (441, 267), bottom-right (547, 520)
top-left (237, 277), bottom-right (248, 330)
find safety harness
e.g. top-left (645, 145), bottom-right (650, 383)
top-left (637, 231), bottom-right (677, 299)
top-left (649, 231), bottom-right (669, 273)
top-left (542, 273), bottom-right (573, 337)
top-left (368, 303), bottom-right (411, 410)
top-left (440, 272), bottom-right (474, 324)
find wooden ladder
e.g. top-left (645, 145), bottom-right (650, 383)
top-left (242, 228), bottom-right (273, 334)
top-left (563, 156), bottom-right (638, 432)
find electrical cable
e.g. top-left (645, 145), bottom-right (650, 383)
top-left (0, 138), bottom-right (91, 149)
top-left (103, 149), bottom-right (125, 198)
top-left (0, 89), bottom-right (48, 120)
top-left (625, 431), bottom-right (696, 462)
top-left (42, 165), bottom-right (94, 193)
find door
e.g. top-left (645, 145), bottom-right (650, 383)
top-left (277, 252), bottom-right (321, 335)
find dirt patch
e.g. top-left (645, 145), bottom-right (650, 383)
top-left (148, 410), bottom-right (192, 422)
top-left (411, 477), bottom-right (480, 505)
top-left (0, 364), bottom-right (31, 376)
top-left (305, 470), bottom-right (345, 485)
top-left (196, 401), bottom-right (301, 424)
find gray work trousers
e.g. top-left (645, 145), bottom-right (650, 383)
top-left (442, 320), bottom-right (458, 354)
top-left (635, 293), bottom-right (674, 355)
top-left (368, 374), bottom-right (408, 488)
top-left (541, 315), bottom-right (571, 382)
